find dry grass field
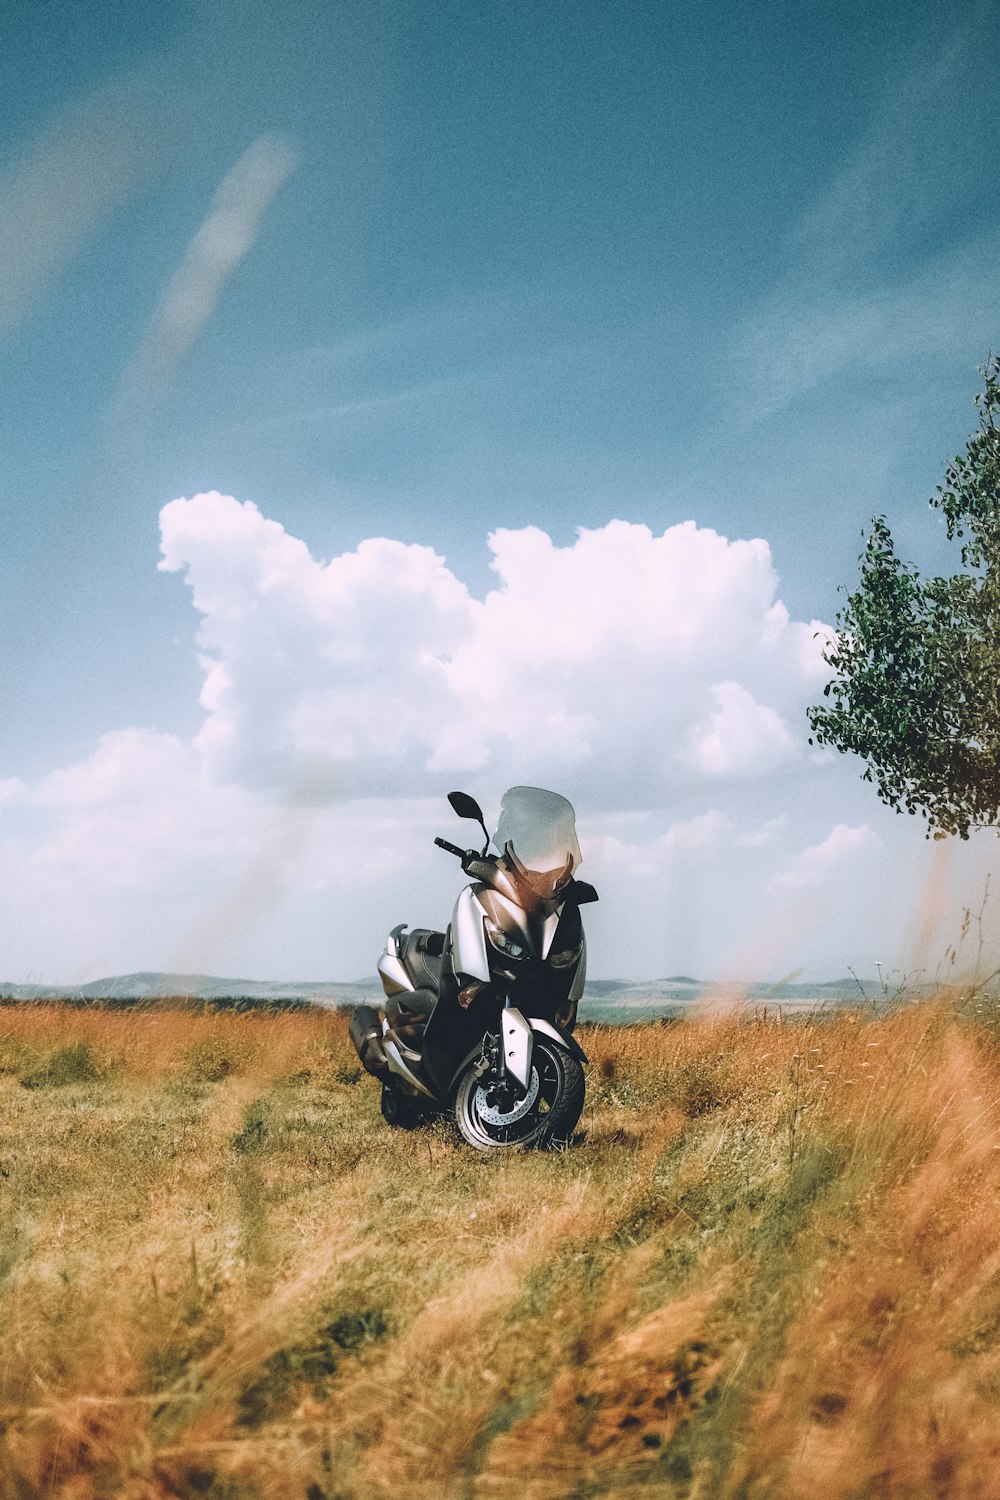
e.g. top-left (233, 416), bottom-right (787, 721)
top-left (1, 995), bottom-right (1000, 1498)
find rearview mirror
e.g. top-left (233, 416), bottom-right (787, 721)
top-left (447, 790), bottom-right (490, 855)
top-left (448, 791), bottom-right (485, 824)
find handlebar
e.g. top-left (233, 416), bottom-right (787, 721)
top-left (434, 837), bottom-right (466, 858)
top-left (433, 836), bottom-right (595, 899)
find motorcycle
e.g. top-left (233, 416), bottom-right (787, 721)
top-left (349, 786), bottom-right (597, 1149)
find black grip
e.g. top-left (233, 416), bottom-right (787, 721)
top-left (434, 837), bottom-right (465, 857)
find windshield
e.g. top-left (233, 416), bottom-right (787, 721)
top-left (492, 786), bottom-right (582, 877)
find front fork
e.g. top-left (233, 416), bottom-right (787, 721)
top-left (498, 1001), bottom-right (534, 1095)
top-left (472, 1014), bottom-right (534, 1102)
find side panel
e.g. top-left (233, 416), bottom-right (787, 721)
top-left (569, 937), bottom-right (587, 1004)
top-left (382, 1035), bottom-right (437, 1098)
top-left (451, 886), bottom-right (491, 981)
top-left (423, 975), bottom-right (501, 1097)
top-left (378, 951), bottom-right (414, 997)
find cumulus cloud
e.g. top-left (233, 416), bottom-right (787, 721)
top-left (4, 727), bottom-right (437, 902)
top-left (584, 810), bottom-right (732, 880)
top-left (6, 497), bottom-right (1000, 984)
top-left (738, 816), bottom-right (789, 849)
top-left (8, 730), bottom-right (252, 893)
top-left (0, 724), bottom-right (454, 981)
top-left (769, 822), bottom-right (876, 893)
top-left (158, 494), bottom-right (831, 805)
top-left (689, 682), bottom-right (797, 776)
top-left (1, 497), bottom-right (850, 980)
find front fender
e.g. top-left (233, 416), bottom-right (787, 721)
top-left (527, 1017), bottom-right (589, 1064)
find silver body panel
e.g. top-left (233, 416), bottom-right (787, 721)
top-left (377, 865), bottom-right (588, 1097)
top-left (378, 950), bottom-right (414, 997)
top-left (452, 885), bottom-right (569, 979)
top-left (381, 1017), bottom-right (437, 1098)
top-left (540, 909), bottom-right (560, 959)
top-left (451, 885), bottom-right (491, 980)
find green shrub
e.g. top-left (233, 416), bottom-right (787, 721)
top-left (20, 1042), bottom-right (100, 1090)
top-left (237, 1306), bottom-right (390, 1426)
top-left (182, 1037), bottom-right (239, 1083)
top-left (231, 1098), bottom-right (272, 1155)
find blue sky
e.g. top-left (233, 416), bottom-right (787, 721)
top-left (1, 0), bottom-right (999, 983)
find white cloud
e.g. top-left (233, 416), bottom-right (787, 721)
top-left (0, 725), bottom-right (453, 982)
top-left (738, 815), bottom-right (789, 849)
top-left (1, 497), bottom-right (854, 980)
top-left (14, 730), bottom-right (252, 892)
top-left (7, 727), bottom-right (439, 902)
top-left (661, 810), bottom-right (732, 852)
top-left (158, 494), bottom-right (830, 805)
top-left (768, 822), bottom-right (876, 893)
top-left (158, 493), bottom-right (475, 791)
top-left (21, 498), bottom-right (993, 987)
top-left (689, 682), bottom-right (797, 777)
top-left (585, 810), bottom-right (732, 881)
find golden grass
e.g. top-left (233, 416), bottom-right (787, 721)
top-left (1, 996), bottom-right (1000, 1497)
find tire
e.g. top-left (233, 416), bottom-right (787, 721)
top-left (453, 1037), bottom-right (585, 1151)
top-left (380, 1082), bottom-right (424, 1130)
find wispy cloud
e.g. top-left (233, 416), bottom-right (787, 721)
top-left (734, 32), bottom-right (998, 420)
top-left (585, 811), bottom-right (733, 880)
top-left (232, 372), bottom-right (466, 435)
top-left (738, 235), bottom-right (1000, 421)
top-left (738, 815), bottom-right (788, 849)
top-left (234, 284), bottom-right (612, 438)
top-left (0, 73), bottom-right (182, 344)
top-left (789, 33), bottom-right (970, 279)
top-left (116, 134), bottom-right (298, 414)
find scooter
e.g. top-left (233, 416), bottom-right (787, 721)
top-left (349, 786), bottom-right (597, 1149)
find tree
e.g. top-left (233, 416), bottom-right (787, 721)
top-left (808, 356), bottom-right (1000, 839)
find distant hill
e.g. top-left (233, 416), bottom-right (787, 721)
top-left (0, 972), bottom-right (380, 1006)
top-left (576, 976), bottom-right (937, 1024)
top-left (0, 969), bottom-right (915, 1019)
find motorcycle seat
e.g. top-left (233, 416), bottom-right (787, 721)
top-left (399, 928), bottom-right (447, 993)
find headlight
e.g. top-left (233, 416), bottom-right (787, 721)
top-left (549, 945), bottom-right (581, 969)
top-left (484, 918), bottom-right (527, 960)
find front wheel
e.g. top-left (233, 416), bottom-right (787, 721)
top-left (453, 1037), bottom-right (585, 1150)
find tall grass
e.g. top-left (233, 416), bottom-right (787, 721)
top-left (1, 997), bottom-right (999, 1496)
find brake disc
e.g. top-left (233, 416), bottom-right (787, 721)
top-left (475, 1067), bottom-right (540, 1126)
